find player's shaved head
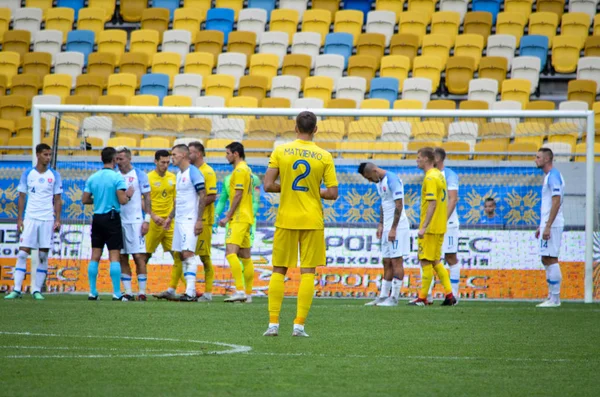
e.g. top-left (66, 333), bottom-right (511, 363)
top-left (172, 144), bottom-right (189, 154)
top-left (434, 147), bottom-right (446, 162)
top-left (358, 162), bottom-right (382, 183)
top-left (296, 111), bottom-right (317, 134)
top-left (535, 147), bottom-right (554, 169)
top-left (358, 162), bottom-right (376, 176)
top-left (538, 147), bottom-right (554, 161)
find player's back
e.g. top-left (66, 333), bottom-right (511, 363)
top-left (148, 170), bottom-right (175, 218)
top-left (270, 140), bottom-right (337, 230)
top-left (85, 168), bottom-right (126, 214)
top-left (420, 168), bottom-right (448, 234)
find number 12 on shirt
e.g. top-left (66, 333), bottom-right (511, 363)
top-left (292, 160), bottom-right (311, 192)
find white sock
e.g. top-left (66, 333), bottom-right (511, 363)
top-left (13, 250), bottom-right (28, 292)
top-left (449, 264), bottom-right (460, 298)
top-left (33, 251), bottom-right (49, 293)
top-left (183, 257), bottom-right (197, 297)
top-left (391, 277), bottom-right (403, 299)
top-left (268, 322), bottom-right (279, 328)
top-left (546, 263), bottom-right (562, 302)
top-left (380, 279), bottom-right (392, 298)
top-left (121, 275), bottom-right (133, 295)
top-left (167, 287), bottom-right (175, 294)
top-left (138, 274), bottom-right (147, 295)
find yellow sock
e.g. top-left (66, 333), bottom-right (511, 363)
top-left (294, 273), bottom-right (315, 326)
top-left (170, 252), bottom-right (183, 290)
top-left (268, 272), bottom-right (285, 324)
top-left (226, 253), bottom-right (245, 291)
top-left (241, 257), bottom-right (254, 295)
top-left (420, 264), bottom-right (433, 300)
top-left (434, 262), bottom-right (453, 295)
top-left (200, 255), bottom-right (214, 294)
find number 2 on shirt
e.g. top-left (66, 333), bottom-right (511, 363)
top-left (291, 160), bottom-right (311, 192)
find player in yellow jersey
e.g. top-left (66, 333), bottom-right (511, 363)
top-left (263, 111), bottom-right (339, 337)
top-left (218, 142), bottom-right (255, 303)
top-left (188, 141), bottom-right (218, 302)
top-left (409, 147), bottom-right (457, 306)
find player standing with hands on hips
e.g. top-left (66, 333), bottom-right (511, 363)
top-left (5, 144), bottom-right (62, 300)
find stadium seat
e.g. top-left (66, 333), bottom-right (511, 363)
top-left (6, 135), bottom-right (33, 155)
top-left (227, 32), bottom-right (257, 67)
top-left (83, 116), bottom-right (113, 145)
top-left (422, 35), bottom-right (452, 70)
top-left (75, 74), bottom-right (104, 102)
top-left (88, 0), bottom-right (115, 22)
top-left (426, 99), bottom-right (455, 129)
top-left (22, 52), bottom-right (52, 80)
top-left (193, 96), bottom-right (225, 123)
top-left (14, 8), bottom-right (42, 39)
top-left (155, 0), bottom-right (181, 20)
top-left (359, 98), bottom-right (390, 127)
top-left (548, 121), bottom-right (580, 145)
top-left (370, 77), bottom-right (399, 108)
top-left (215, 0), bottom-right (244, 20)
top-left (366, 11), bottom-right (396, 47)
top-left (398, 11), bottom-right (428, 46)
top-left (162, 30), bottom-right (192, 65)
top-left (324, 33), bottom-right (354, 68)
top-left (504, 0), bottom-right (534, 19)
top-left (212, 118), bottom-right (245, 140)
top-left (570, 0), bottom-right (598, 21)
top-left (413, 56), bottom-right (443, 92)
top-left (282, 54), bottom-right (311, 89)
top-left (468, 78), bottom-right (499, 105)
top-left (130, 94), bottom-right (160, 107)
top-left (130, 30), bottom-right (160, 59)
top-left (293, 97), bottom-right (324, 110)
top-left (333, 10), bottom-right (363, 46)
top-left (402, 77), bottom-right (432, 106)
top-left (594, 15), bottom-right (600, 35)
top-left (77, 8), bottom-right (105, 40)
top-left (491, 100), bottom-right (522, 132)
top-left (55, 52), bottom-right (85, 88)
top-left (107, 136), bottom-right (137, 150)
top-left (120, 0), bottom-right (146, 22)
top-left (238, 75), bottom-right (268, 103)
top-left (173, 74), bottom-right (203, 100)
top-left (463, 11), bottom-right (493, 45)
top-left (376, 0), bottom-right (405, 22)
top-left (585, 36), bottom-right (600, 57)
top-left (326, 98), bottom-right (356, 130)
top-left (514, 121), bottom-right (546, 147)
top-left (119, 52), bottom-right (151, 88)
top-left (448, 121), bottom-right (478, 150)
top-left (270, 9), bottom-right (299, 45)
top-left (345, 0), bottom-right (372, 22)
top-left (97, 30), bottom-right (127, 64)
top-left (568, 79), bottom-right (597, 108)
top-left (46, 7), bottom-right (75, 43)
top-left (372, 141), bottom-right (406, 160)
top-left (140, 137), bottom-right (171, 157)
top-left (389, 34), bottom-right (420, 67)
top-left (478, 56), bottom-right (508, 88)
top-left (206, 8), bottom-right (235, 44)
top-left (393, 99), bottom-right (424, 124)
top-left (528, 12), bottom-right (559, 47)
top-left (380, 55), bottom-right (410, 91)
top-left (237, 8), bottom-right (267, 41)
top-left (97, 95), bottom-right (128, 106)
top-left (314, 54), bottom-right (345, 90)
top-left (430, 11), bottom-right (461, 47)
top-left (561, 12), bottom-right (591, 47)
top-left (543, 141), bottom-right (573, 162)
top-left (302, 9), bottom-right (332, 46)
top-left (152, 52), bottom-right (182, 88)
top-left (66, 30), bottom-right (94, 65)
top-left (474, 141), bottom-right (507, 160)
top-left (0, 51), bottom-right (20, 87)
top-left (311, 0), bottom-right (341, 19)
top-left (217, 52), bottom-right (247, 90)
top-left (407, 0), bottom-right (437, 23)
top-left (356, 33), bottom-right (386, 69)
top-left (347, 119), bottom-right (381, 141)
top-left (32, 30), bottom-right (62, 64)
top-left (184, 52), bottom-right (214, 87)
top-left (11, 74), bottom-right (41, 105)
top-left (336, 77), bottom-right (367, 107)
top-left (194, 30), bottom-right (224, 59)
top-left (340, 141), bottom-right (373, 159)
top-left (259, 32), bottom-right (289, 67)
top-left (270, 75), bottom-right (301, 104)
top-left (575, 142), bottom-right (600, 162)
top-left (316, 119), bottom-right (345, 141)
top-left (459, 99), bottom-right (488, 128)
top-left (487, 35), bottom-right (517, 69)
top-left (107, 73), bottom-right (137, 99)
top-left (412, 120), bottom-right (446, 141)
top-left (537, 0), bottom-right (565, 19)
top-left (181, 117), bottom-right (211, 140)
top-left (249, 53), bottom-right (279, 90)
top-left (43, 74), bottom-right (72, 99)
top-left (525, 100), bottom-right (555, 126)
top-left (173, 9), bottom-right (202, 42)
top-left (454, 34), bottom-right (485, 70)
top-left (501, 79), bottom-right (531, 107)
top-left (472, 0), bottom-right (501, 24)
top-left (347, 55), bottom-right (377, 91)
top-left (304, 76), bottom-right (334, 104)
top-left (520, 35), bottom-right (550, 72)
top-left (205, 74), bottom-right (236, 101)
top-left (2, 30), bottom-right (30, 62)
top-left (508, 141), bottom-right (539, 160)
top-left (552, 35), bottom-right (584, 74)
top-left (496, 12), bottom-right (527, 47)
top-left (261, 97), bottom-right (291, 109)
top-left (291, 32), bottom-right (322, 68)
top-left (141, 8), bottom-right (170, 40)
top-left (512, 56), bottom-right (541, 94)
top-left (0, 8), bottom-right (10, 42)
top-left (249, 0), bottom-right (276, 18)
top-left (480, 121), bottom-right (512, 143)
top-left (445, 56), bottom-right (476, 95)
top-left (441, 141), bottom-right (471, 160)
top-left (577, 58), bottom-right (600, 94)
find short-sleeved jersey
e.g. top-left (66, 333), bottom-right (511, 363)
top-left (268, 139), bottom-right (338, 230)
top-left (84, 168), bottom-right (127, 214)
top-left (147, 170), bottom-right (176, 218)
top-left (229, 161), bottom-right (254, 224)
top-left (175, 164), bottom-right (205, 223)
top-left (377, 171), bottom-right (409, 231)
top-left (199, 162), bottom-right (218, 224)
top-left (420, 168), bottom-right (448, 234)
top-left (541, 168), bottom-right (565, 229)
top-left (442, 167), bottom-right (460, 228)
top-left (119, 167), bottom-right (151, 224)
top-left (17, 167), bottom-right (63, 221)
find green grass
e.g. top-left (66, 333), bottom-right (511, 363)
top-left (1, 295), bottom-right (599, 397)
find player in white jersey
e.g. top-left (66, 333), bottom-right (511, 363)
top-left (116, 147), bottom-right (152, 301)
top-left (358, 163), bottom-right (410, 307)
top-left (5, 144), bottom-right (62, 300)
top-left (165, 144), bottom-right (206, 302)
top-left (534, 148), bottom-right (565, 308)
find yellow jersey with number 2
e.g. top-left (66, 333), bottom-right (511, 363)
top-left (268, 139), bottom-right (338, 230)
top-left (420, 168), bottom-right (447, 234)
top-left (229, 161), bottom-right (254, 225)
top-left (147, 170), bottom-right (176, 218)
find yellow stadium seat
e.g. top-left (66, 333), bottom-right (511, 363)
top-left (205, 74), bottom-right (236, 101)
top-left (575, 142), bottom-right (600, 162)
top-left (372, 141), bottom-right (405, 160)
top-left (227, 96), bottom-right (258, 128)
top-left (496, 12), bottom-right (527, 46)
top-left (595, 15), bottom-right (600, 36)
top-left (426, 99), bottom-right (455, 129)
top-left (270, 9), bottom-right (300, 45)
top-left (46, 7), bottom-right (74, 43)
top-left (536, 0), bottom-right (565, 19)
top-left (228, 31), bottom-right (257, 66)
top-left (0, 75), bottom-right (6, 96)
top-left (182, 118), bottom-right (212, 139)
top-left (239, 75), bottom-right (269, 103)
top-left (120, 0), bottom-right (146, 22)
top-left (547, 122), bottom-right (579, 147)
top-left (347, 55), bottom-right (377, 90)
top-left (242, 139), bottom-right (273, 158)
top-left (248, 117), bottom-right (283, 140)
top-left (340, 141), bottom-right (372, 159)
top-left (412, 120), bottom-right (447, 140)
top-left (525, 100), bottom-right (556, 126)
top-left (184, 0), bottom-right (211, 18)
top-left (43, 74), bottom-right (72, 99)
top-left (0, 8), bottom-right (10, 42)
top-left (107, 73), bottom-right (137, 99)
top-left (0, 119), bottom-right (15, 140)
top-left (356, 33), bottom-right (386, 68)
top-left (304, 76), bottom-right (334, 104)
top-left (261, 97), bottom-right (291, 108)
top-left (474, 141), bottom-right (507, 160)
top-left (454, 34), bottom-right (485, 70)
top-left (97, 95), bottom-right (129, 106)
top-left (25, 0), bottom-right (52, 18)
top-left (334, 10), bottom-right (363, 46)
top-left (108, 137), bottom-right (137, 151)
top-left (464, 12), bottom-right (493, 45)
top-left (184, 52), bottom-right (214, 88)
top-left (194, 30), bottom-right (225, 59)
top-left (206, 138), bottom-right (237, 156)
top-left (75, 75), bottom-right (104, 102)
top-left (459, 100), bottom-right (489, 128)
top-left (141, 8), bottom-right (170, 39)
top-left (97, 30), bottom-right (127, 64)
top-left (3, 30), bottom-right (30, 62)
top-left (215, 0), bottom-right (244, 20)
top-left (140, 137), bottom-right (170, 156)
top-left (584, 36), bottom-right (600, 57)
top-left (422, 34), bottom-right (452, 70)
top-left (406, 140), bottom-right (442, 159)
top-left (173, 8), bottom-right (203, 42)
top-left (22, 53), bottom-right (51, 80)
top-left (568, 79), bottom-right (597, 108)
top-left (360, 98), bottom-right (389, 126)
top-left (119, 52), bottom-right (150, 89)
top-left (528, 12), bottom-right (559, 47)
top-left (302, 9), bottom-right (332, 46)
top-left (413, 55), bottom-right (444, 92)
top-left (78, 8), bottom-right (106, 40)
top-left (430, 11), bottom-right (461, 47)
top-left (11, 74), bottom-right (41, 105)
top-left (282, 54), bottom-right (312, 89)
top-left (152, 52), bottom-right (182, 88)
top-left (380, 55), bottom-right (410, 91)
top-left (508, 141), bottom-right (539, 160)
top-left (594, 101), bottom-right (600, 132)
top-left (479, 56), bottom-right (508, 87)
top-left (316, 119), bottom-right (345, 140)
top-left (376, 0), bottom-right (405, 22)
top-left (515, 121), bottom-right (546, 147)
top-left (561, 13), bottom-right (590, 48)
top-left (442, 141), bottom-right (471, 160)
top-left (347, 120), bottom-right (381, 141)
top-left (393, 99), bottom-right (423, 123)
top-left (130, 95), bottom-right (159, 107)
top-left (249, 53), bottom-right (279, 90)
top-left (0, 51), bottom-right (20, 87)
top-left (408, 0), bottom-right (437, 23)
top-left (130, 30), bottom-right (160, 59)
top-left (552, 35), bottom-right (582, 74)
top-left (326, 98), bottom-right (356, 130)
top-left (0, 96), bottom-right (28, 121)
top-left (445, 56), bottom-right (476, 95)
top-left (390, 34), bottom-right (420, 67)
top-left (87, 52), bottom-right (117, 87)
top-left (501, 79), bottom-right (532, 107)
top-left (312, 0), bottom-right (341, 18)
top-left (504, 0), bottom-right (534, 20)
top-left (88, 0), bottom-right (116, 22)
top-left (6, 136), bottom-right (32, 155)
top-left (480, 122), bottom-right (512, 146)
top-left (398, 11), bottom-right (428, 46)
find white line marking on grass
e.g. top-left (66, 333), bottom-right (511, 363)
top-left (0, 331), bottom-right (252, 359)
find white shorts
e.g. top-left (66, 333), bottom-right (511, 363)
top-left (442, 226), bottom-right (459, 255)
top-left (539, 227), bottom-right (563, 258)
top-left (381, 228), bottom-right (410, 259)
top-left (120, 223), bottom-right (147, 255)
top-left (172, 222), bottom-right (198, 253)
top-left (19, 219), bottom-right (54, 249)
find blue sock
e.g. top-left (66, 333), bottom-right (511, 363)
top-left (88, 261), bottom-right (99, 297)
top-left (109, 262), bottom-right (121, 298)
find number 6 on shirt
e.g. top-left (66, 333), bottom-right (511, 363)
top-left (291, 160), bottom-right (311, 192)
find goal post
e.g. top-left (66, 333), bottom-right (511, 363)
top-left (24, 104), bottom-right (597, 302)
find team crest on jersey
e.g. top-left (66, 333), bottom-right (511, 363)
top-left (154, 182), bottom-right (161, 187)
top-left (128, 177), bottom-right (135, 183)
top-left (182, 177), bottom-right (187, 183)
top-left (168, 180), bottom-right (174, 186)
top-left (382, 186), bottom-right (386, 192)
top-left (48, 178), bottom-right (53, 183)
top-left (38, 178), bottom-right (45, 183)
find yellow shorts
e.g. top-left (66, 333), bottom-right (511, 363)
top-left (226, 222), bottom-right (252, 249)
top-left (272, 228), bottom-right (325, 268)
top-left (195, 222), bottom-right (212, 256)
top-left (418, 233), bottom-right (444, 262)
top-left (145, 219), bottom-right (174, 253)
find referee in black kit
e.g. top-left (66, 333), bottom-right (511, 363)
top-left (82, 147), bottom-right (134, 301)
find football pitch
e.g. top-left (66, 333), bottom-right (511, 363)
top-left (1, 296), bottom-right (599, 396)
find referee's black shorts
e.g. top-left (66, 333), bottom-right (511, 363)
top-left (91, 210), bottom-right (123, 251)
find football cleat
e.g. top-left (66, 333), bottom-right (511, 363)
top-left (197, 294), bottom-right (212, 302)
top-left (4, 291), bottom-right (22, 300)
top-left (32, 291), bottom-right (45, 300)
top-left (364, 297), bottom-right (388, 306)
top-left (112, 295), bottom-right (123, 301)
top-left (137, 294), bottom-right (147, 302)
top-left (224, 291), bottom-right (247, 303)
top-left (292, 327), bottom-right (310, 337)
top-left (536, 300), bottom-right (561, 308)
top-left (121, 294), bottom-right (134, 302)
top-left (88, 294), bottom-right (99, 301)
top-left (153, 290), bottom-right (176, 300)
top-left (441, 294), bottom-right (457, 306)
top-left (377, 297), bottom-right (398, 307)
top-left (245, 296), bottom-right (253, 304)
top-left (408, 298), bottom-right (430, 306)
top-left (263, 326), bottom-right (279, 337)
top-left (179, 294), bottom-right (197, 302)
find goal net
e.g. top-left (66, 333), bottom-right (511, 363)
top-left (1, 103), bottom-right (596, 302)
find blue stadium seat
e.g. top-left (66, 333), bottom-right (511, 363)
top-left (248, 0), bottom-right (276, 21)
top-left (324, 33), bottom-right (354, 68)
top-left (140, 74), bottom-right (170, 104)
top-left (153, 0), bottom-right (180, 20)
top-left (206, 8), bottom-right (235, 44)
top-left (345, 0), bottom-right (372, 23)
top-left (520, 35), bottom-right (549, 71)
top-left (57, 0), bottom-right (85, 20)
top-left (66, 30), bottom-right (95, 65)
top-left (472, 0), bottom-right (501, 24)
top-left (370, 78), bottom-right (399, 108)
